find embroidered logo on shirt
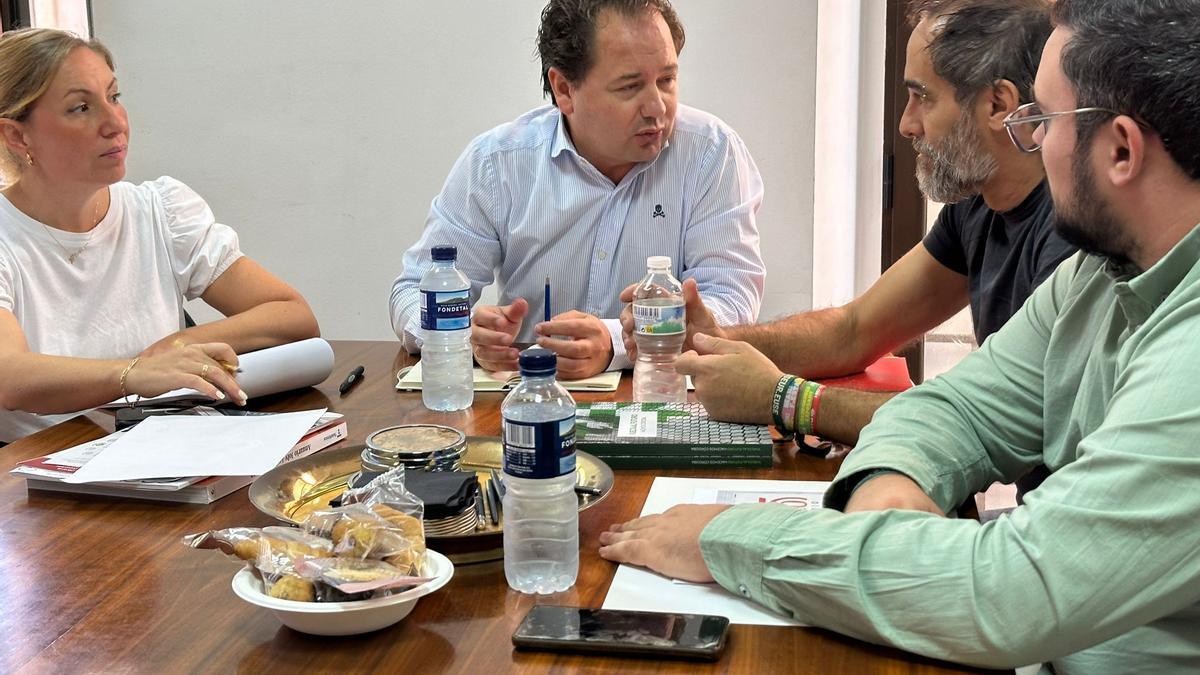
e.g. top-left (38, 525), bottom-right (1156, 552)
top-left (652, 204), bottom-right (666, 218)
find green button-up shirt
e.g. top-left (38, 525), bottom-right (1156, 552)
top-left (700, 225), bottom-right (1200, 673)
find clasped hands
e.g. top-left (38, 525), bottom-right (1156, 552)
top-left (470, 298), bottom-right (613, 379)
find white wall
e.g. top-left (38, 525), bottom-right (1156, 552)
top-left (92, 1), bottom-right (817, 339)
top-left (811, 0), bottom-right (886, 308)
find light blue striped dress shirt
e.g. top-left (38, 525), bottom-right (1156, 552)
top-left (389, 104), bottom-right (765, 370)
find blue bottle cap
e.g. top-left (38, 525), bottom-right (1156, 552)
top-left (518, 347), bottom-right (557, 376)
top-left (431, 245), bottom-right (457, 262)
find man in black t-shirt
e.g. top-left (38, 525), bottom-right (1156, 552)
top-left (622, 0), bottom-right (1075, 479)
top-left (924, 180), bottom-right (1074, 344)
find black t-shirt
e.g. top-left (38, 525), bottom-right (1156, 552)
top-left (922, 180), bottom-right (1077, 344)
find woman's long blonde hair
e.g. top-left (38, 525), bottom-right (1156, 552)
top-left (0, 28), bottom-right (115, 185)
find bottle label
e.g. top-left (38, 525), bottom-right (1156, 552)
top-left (502, 415), bottom-right (577, 479)
top-left (420, 289), bottom-right (470, 331)
top-left (633, 302), bottom-right (685, 335)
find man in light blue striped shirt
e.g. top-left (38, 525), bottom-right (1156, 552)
top-left (389, 0), bottom-right (764, 379)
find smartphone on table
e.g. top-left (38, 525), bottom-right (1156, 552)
top-left (511, 605), bottom-right (730, 661)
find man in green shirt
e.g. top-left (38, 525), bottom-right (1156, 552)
top-left (599, 1), bottom-right (1200, 671)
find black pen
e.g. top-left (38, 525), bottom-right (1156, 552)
top-left (339, 365), bottom-right (365, 395)
top-left (574, 484), bottom-right (602, 497)
top-left (485, 474), bottom-right (501, 525)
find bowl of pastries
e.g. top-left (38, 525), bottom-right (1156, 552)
top-left (186, 495), bottom-right (454, 635)
top-left (230, 549), bottom-right (454, 635)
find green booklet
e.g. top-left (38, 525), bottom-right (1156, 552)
top-left (574, 402), bottom-right (774, 469)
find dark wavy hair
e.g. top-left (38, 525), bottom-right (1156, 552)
top-left (1052, 0), bottom-right (1200, 181)
top-left (907, 0), bottom-right (1052, 105)
top-left (537, 0), bottom-right (685, 105)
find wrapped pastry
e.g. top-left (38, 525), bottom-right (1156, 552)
top-left (183, 526), bottom-right (331, 602)
top-left (371, 504), bottom-right (426, 575)
top-left (181, 526), bottom-right (332, 564)
top-left (267, 574), bottom-right (316, 602)
top-left (294, 557), bottom-right (432, 602)
top-left (305, 504), bottom-right (420, 569)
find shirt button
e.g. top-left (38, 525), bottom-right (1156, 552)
top-left (738, 584), bottom-right (750, 597)
top-left (598, 250), bottom-right (608, 260)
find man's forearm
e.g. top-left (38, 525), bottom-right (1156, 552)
top-left (724, 306), bottom-right (876, 378)
top-left (809, 388), bottom-right (898, 445)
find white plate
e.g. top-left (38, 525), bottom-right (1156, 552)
top-left (231, 550), bottom-right (454, 635)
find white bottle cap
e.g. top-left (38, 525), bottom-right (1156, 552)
top-left (646, 255), bottom-right (671, 269)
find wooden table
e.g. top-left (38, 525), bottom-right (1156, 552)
top-left (0, 340), bottom-right (1002, 674)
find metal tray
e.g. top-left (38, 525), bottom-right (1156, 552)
top-left (248, 437), bottom-right (613, 564)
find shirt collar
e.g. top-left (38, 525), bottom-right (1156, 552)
top-left (998, 180), bottom-right (1048, 226)
top-left (549, 110), bottom-right (575, 160)
top-left (1111, 222), bottom-right (1200, 326)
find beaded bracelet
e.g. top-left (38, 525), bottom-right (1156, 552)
top-left (119, 356), bottom-right (142, 407)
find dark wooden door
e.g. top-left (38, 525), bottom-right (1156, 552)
top-left (881, 0), bottom-right (928, 382)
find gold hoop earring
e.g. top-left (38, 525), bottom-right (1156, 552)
top-left (24, 152), bottom-right (33, 167)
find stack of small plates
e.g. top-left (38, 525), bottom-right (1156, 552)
top-left (362, 424), bottom-right (468, 473)
top-left (423, 504), bottom-right (480, 537)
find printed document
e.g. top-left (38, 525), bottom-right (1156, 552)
top-left (63, 408), bottom-right (326, 483)
top-left (602, 476), bottom-right (830, 626)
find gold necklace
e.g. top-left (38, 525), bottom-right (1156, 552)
top-left (40, 193), bottom-right (107, 265)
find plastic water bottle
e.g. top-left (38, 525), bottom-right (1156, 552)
top-left (501, 347), bottom-right (579, 594)
top-left (419, 245), bottom-right (473, 411)
top-left (632, 256), bottom-right (687, 402)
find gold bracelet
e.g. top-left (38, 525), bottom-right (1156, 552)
top-left (119, 357), bottom-right (142, 407)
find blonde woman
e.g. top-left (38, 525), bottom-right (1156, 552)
top-left (0, 29), bottom-right (319, 443)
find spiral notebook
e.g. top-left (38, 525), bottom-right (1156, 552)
top-left (395, 362), bottom-right (621, 392)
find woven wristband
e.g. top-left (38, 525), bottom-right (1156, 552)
top-left (781, 380), bottom-right (801, 431)
top-left (793, 379), bottom-right (823, 436)
top-left (771, 375), bottom-right (797, 433)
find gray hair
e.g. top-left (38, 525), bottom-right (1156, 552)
top-left (907, 0), bottom-right (1052, 105)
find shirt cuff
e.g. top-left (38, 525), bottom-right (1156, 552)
top-left (825, 447), bottom-right (944, 512)
top-left (699, 503), bottom-right (798, 606)
top-left (824, 469), bottom-right (906, 512)
top-left (604, 318), bottom-right (631, 371)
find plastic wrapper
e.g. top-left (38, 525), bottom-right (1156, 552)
top-left (182, 526), bottom-right (332, 601)
top-left (181, 526), bottom-right (332, 565)
top-left (293, 557), bottom-right (433, 602)
top-left (182, 468), bottom-right (429, 603)
top-left (302, 504), bottom-right (423, 574)
top-left (304, 467), bottom-right (427, 574)
top-left (341, 466), bottom-right (425, 522)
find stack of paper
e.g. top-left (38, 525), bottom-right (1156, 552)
top-left (11, 409), bottom-right (342, 504)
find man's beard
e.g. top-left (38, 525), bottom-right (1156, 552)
top-left (1053, 141), bottom-right (1135, 266)
top-left (913, 108), bottom-right (998, 204)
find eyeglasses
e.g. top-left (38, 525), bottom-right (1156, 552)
top-left (1002, 102), bottom-right (1120, 153)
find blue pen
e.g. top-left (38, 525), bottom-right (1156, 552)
top-left (544, 276), bottom-right (551, 323)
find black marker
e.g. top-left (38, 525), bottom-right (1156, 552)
top-left (339, 365), bottom-right (365, 395)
